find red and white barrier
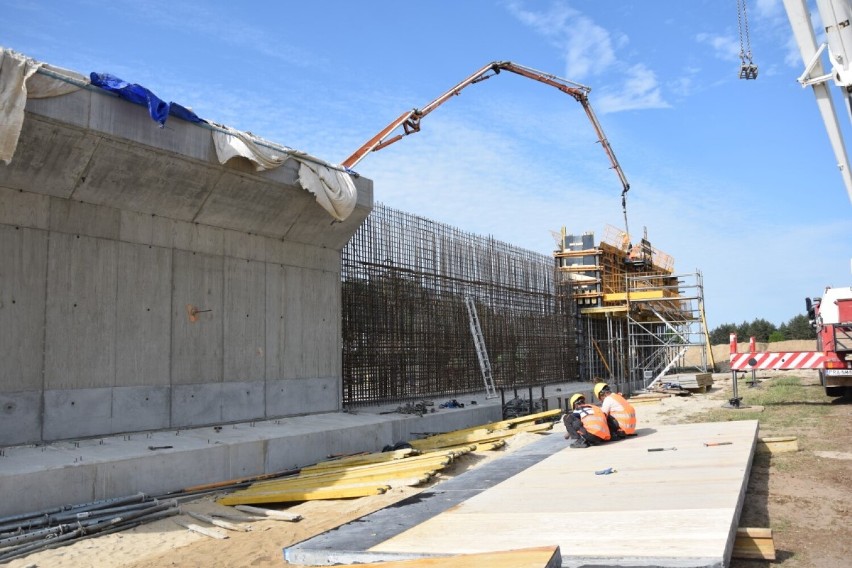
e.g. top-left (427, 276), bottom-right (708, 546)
top-left (729, 333), bottom-right (825, 370)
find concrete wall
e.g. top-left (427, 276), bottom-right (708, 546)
top-left (0, 85), bottom-right (372, 446)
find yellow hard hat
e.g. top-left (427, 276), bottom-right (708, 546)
top-left (593, 382), bottom-right (610, 399)
top-left (569, 393), bottom-right (585, 408)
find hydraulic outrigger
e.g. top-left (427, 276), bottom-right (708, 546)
top-left (341, 61), bottom-right (633, 237)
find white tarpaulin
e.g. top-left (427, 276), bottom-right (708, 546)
top-left (212, 127), bottom-right (357, 221)
top-left (0, 48), bottom-right (86, 164)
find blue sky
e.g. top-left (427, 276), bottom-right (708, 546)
top-left (3, 0), bottom-right (851, 330)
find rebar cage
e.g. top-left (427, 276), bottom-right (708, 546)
top-left (341, 204), bottom-right (577, 407)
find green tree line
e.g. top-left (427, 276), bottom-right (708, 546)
top-left (709, 314), bottom-right (816, 345)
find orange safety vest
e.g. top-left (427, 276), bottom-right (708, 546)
top-left (576, 404), bottom-right (611, 441)
top-left (608, 393), bottom-right (637, 435)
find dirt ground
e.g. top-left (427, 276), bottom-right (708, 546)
top-left (6, 370), bottom-right (851, 568)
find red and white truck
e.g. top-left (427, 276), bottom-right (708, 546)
top-left (807, 287), bottom-right (852, 396)
top-left (729, 287), bottom-right (852, 398)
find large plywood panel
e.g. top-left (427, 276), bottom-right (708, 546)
top-left (44, 233), bottom-right (117, 389)
top-left (170, 250), bottom-right (224, 385)
top-left (116, 242), bottom-right (172, 387)
top-left (0, 225), bottom-right (47, 391)
top-left (371, 421), bottom-right (758, 566)
top-left (224, 257), bottom-right (266, 382)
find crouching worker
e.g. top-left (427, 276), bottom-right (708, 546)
top-left (594, 382), bottom-right (637, 436)
top-left (563, 393), bottom-right (612, 448)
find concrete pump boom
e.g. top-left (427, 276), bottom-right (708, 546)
top-left (341, 61), bottom-right (632, 236)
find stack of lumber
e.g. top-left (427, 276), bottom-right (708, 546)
top-left (663, 372), bottom-right (713, 392)
top-left (217, 410), bottom-right (558, 507)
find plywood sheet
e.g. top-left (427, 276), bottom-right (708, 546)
top-left (372, 420), bottom-right (757, 565)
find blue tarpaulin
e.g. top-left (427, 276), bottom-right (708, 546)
top-left (89, 72), bottom-right (204, 126)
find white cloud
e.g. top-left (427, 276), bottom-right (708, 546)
top-left (596, 64), bottom-right (670, 113)
top-left (505, 1), bottom-right (667, 114)
top-left (695, 32), bottom-right (742, 62)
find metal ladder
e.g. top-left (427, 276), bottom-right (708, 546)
top-left (464, 296), bottom-right (498, 399)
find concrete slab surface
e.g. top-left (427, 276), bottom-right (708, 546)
top-left (285, 420), bottom-right (758, 568)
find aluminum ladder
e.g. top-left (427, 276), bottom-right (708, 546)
top-left (464, 296), bottom-right (498, 399)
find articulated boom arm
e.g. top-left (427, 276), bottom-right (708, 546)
top-left (341, 61), bottom-right (631, 213)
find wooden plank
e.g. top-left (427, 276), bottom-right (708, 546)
top-left (363, 545), bottom-right (561, 567)
top-left (733, 527), bottom-right (775, 560)
top-left (756, 436), bottom-right (798, 454)
top-left (219, 484), bottom-right (390, 506)
top-left (173, 518), bottom-right (229, 539)
top-left (232, 505), bottom-right (301, 521)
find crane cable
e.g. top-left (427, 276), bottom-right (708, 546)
top-left (737, 0), bottom-right (758, 79)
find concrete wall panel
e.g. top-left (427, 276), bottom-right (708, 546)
top-left (152, 216), bottom-right (224, 257)
top-left (0, 117), bottom-right (98, 198)
top-left (0, 226), bottom-right (47, 391)
top-left (171, 383), bottom-right (223, 427)
top-left (44, 233), bottom-right (117, 389)
top-left (266, 377), bottom-right (339, 417)
top-left (25, 89), bottom-right (92, 130)
top-left (224, 258), bottom-right (266, 381)
top-left (196, 170), bottom-right (313, 238)
top-left (71, 139), bottom-right (221, 220)
top-left (43, 387), bottom-right (114, 440)
top-left (224, 230), bottom-right (266, 261)
top-left (0, 185), bottom-right (50, 229)
top-left (221, 381), bottom-right (265, 423)
top-left (111, 386), bottom-right (170, 432)
top-left (0, 390), bottom-right (41, 446)
top-left (116, 242), bottom-right (171, 387)
top-left (49, 197), bottom-right (120, 240)
top-left (87, 94), bottom-right (215, 162)
top-left (119, 209), bottom-right (155, 245)
top-left (170, 250), bottom-right (223, 385)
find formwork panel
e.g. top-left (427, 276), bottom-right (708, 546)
top-left (44, 233), bottom-right (117, 390)
top-left (170, 250), bottom-right (224, 385)
top-left (115, 242), bottom-right (172, 387)
top-left (224, 257), bottom-right (266, 382)
top-left (0, 225), bottom-right (47, 392)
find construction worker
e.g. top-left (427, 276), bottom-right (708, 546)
top-left (594, 382), bottom-right (636, 436)
top-left (562, 393), bottom-right (612, 448)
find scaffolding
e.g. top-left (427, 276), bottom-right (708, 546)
top-left (554, 225), bottom-right (710, 394)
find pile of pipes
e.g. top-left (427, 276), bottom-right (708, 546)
top-left (0, 493), bottom-right (179, 563)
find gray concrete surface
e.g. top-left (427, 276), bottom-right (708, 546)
top-left (0, 383), bottom-right (585, 519)
top-left (0, 81), bottom-right (372, 446)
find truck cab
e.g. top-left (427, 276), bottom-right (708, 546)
top-left (809, 287), bottom-right (852, 396)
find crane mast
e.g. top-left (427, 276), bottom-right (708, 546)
top-left (341, 61), bottom-right (632, 236)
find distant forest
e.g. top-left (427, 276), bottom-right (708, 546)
top-left (708, 314), bottom-right (816, 345)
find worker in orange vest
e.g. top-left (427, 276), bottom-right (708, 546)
top-left (594, 382), bottom-right (636, 436)
top-left (563, 393), bottom-right (613, 448)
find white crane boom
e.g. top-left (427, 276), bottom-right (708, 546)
top-left (784, 0), bottom-right (852, 205)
